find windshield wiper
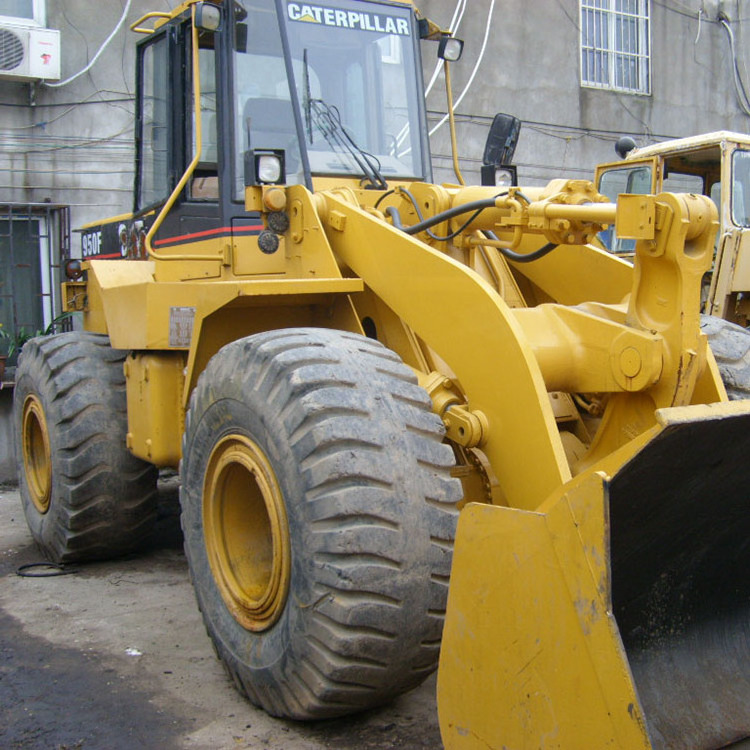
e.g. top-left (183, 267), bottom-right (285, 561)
top-left (303, 49), bottom-right (313, 145)
top-left (309, 98), bottom-right (388, 190)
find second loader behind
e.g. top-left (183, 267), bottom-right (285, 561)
top-left (12, 1), bottom-right (750, 748)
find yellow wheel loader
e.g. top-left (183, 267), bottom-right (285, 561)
top-left (597, 132), bottom-right (750, 400)
top-left (12, 1), bottom-right (750, 747)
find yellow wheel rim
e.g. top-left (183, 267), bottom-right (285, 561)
top-left (203, 434), bottom-right (291, 632)
top-left (22, 394), bottom-right (52, 514)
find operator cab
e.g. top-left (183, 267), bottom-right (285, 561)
top-left (595, 132), bottom-right (750, 322)
top-left (129, 0), bottom-right (434, 265)
top-left (136, 0), bottom-right (431, 210)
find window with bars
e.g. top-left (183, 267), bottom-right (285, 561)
top-left (0, 204), bottom-right (69, 357)
top-left (580, 0), bottom-right (651, 94)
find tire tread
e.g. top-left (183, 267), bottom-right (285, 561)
top-left (14, 331), bottom-right (158, 562)
top-left (180, 328), bottom-right (461, 719)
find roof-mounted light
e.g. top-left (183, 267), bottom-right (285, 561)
top-left (438, 35), bottom-right (464, 62)
top-left (195, 2), bottom-right (221, 32)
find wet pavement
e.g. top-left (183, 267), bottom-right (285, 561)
top-left (0, 481), bottom-right (442, 749)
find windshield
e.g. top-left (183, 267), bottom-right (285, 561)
top-left (283, 0), bottom-right (426, 182)
top-left (232, 0), bottom-right (426, 193)
top-left (231, 0), bottom-right (425, 189)
top-left (232, 0), bottom-right (304, 196)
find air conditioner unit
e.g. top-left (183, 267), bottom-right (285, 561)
top-left (0, 24), bottom-right (60, 81)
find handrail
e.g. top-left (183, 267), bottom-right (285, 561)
top-left (130, 11), bottom-right (172, 34)
top-left (145, 4), bottom-right (224, 263)
top-left (444, 60), bottom-right (465, 187)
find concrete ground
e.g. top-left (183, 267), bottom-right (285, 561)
top-left (0, 480), bottom-right (442, 750)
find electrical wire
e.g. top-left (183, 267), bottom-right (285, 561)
top-left (695, 6), bottom-right (703, 45)
top-left (0, 166), bottom-right (133, 176)
top-left (719, 15), bottom-right (750, 117)
top-left (426, 108), bottom-right (685, 144)
top-left (2, 91), bottom-right (133, 130)
top-left (44, 0), bottom-right (133, 88)
top-left (20, 124), bottom-right (134, 153)
top-left (0, 92), bottom-right (134, 109)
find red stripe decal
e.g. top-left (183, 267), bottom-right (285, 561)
top-left (153, 225), bottom-right (264, 247)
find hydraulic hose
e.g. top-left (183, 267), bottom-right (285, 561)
top-left (484, 231), bottom-right (558, 263)
top-left (384, 201), bottom-right (559, 263)
top-left (391, 197), bottom-right (498, 236)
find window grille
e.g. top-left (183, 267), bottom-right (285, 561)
top-left (580, 0), bottom-right (651, 94)
top-left (0, 203), bottom-right (70, 347)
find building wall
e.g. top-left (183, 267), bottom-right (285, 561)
top-left (0, 0), bottom-right (179, 232)
top-left (419, 0), bottom-right (750, 185)
top-left (0, 0), bottom-right (749, 235)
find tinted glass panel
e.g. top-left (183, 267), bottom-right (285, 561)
top-left (138, 35), bottom-right (170, 208)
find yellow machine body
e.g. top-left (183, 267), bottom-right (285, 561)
top-left (69, 176), bottom-right (750, 748)
top-left (58, 2), bottom-right (750, 747)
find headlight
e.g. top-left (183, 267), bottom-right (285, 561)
top-left (195, 3), bottom-right (221, 31)
top-left (481, 164), bottom-right (517, 188)
top-left (244, 149), bottom-right (286, 186)
top-left (257, 154), bottom-right (282, 184)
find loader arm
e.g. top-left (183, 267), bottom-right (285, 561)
top-left (311, 186), bottom-right (570, 509)
top-left (310, 182), bottom-right (720, 507)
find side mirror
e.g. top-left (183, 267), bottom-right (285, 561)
top-left (483, 114), bottom-right (520, 167)
top-left (481, 114), bottom-right (521, 187)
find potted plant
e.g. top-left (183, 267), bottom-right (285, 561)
top-left (0, 313), bottom-right (74, 379)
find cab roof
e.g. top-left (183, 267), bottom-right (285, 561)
top-left (628, 131), bottom-right (750, 160)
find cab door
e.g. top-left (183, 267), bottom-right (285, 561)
top-left (709, 146), bottom-right (750, 323)
top-left (134, 18), bottom-right (227, 279)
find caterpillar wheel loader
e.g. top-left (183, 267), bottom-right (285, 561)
top-left (12, 1), bottom-right (750, 747)
top-left (596, 132), bottom-right (750, 400)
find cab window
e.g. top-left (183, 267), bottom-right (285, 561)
top-left (189, 45), bottom-right (219, 201)
top-left (732, 150), bottom-right (750, 227)
top-left (137, 33), bottom-right (170, 209)
top-left (598, 165), bottom-right (652, 254)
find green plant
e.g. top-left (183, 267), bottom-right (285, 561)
top-left (0, 312), bottom-right (74, 359)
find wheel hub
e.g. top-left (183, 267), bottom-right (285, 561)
top-left (203, 434), bottom-right (290, 632)
top-left (22, 394), bottom-right (52, 514)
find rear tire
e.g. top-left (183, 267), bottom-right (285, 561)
top-left (14, 332), bottom-right (158, 562)
top-left (701, 315), bottom-right (750, 400)
top-left (180, 328), bottom-right (460, 719)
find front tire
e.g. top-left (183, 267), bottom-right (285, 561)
top-left (701, 315), bottom-right (750, 400)
top-left (180, 328), bottom-right (460, 719)
top-left (14, 332), bottom-right (158, 562)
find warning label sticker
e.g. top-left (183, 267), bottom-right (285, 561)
top-left (169, 306), bottom-right (195, 348)
top-left (287, 3), bottom-right (411, 36)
